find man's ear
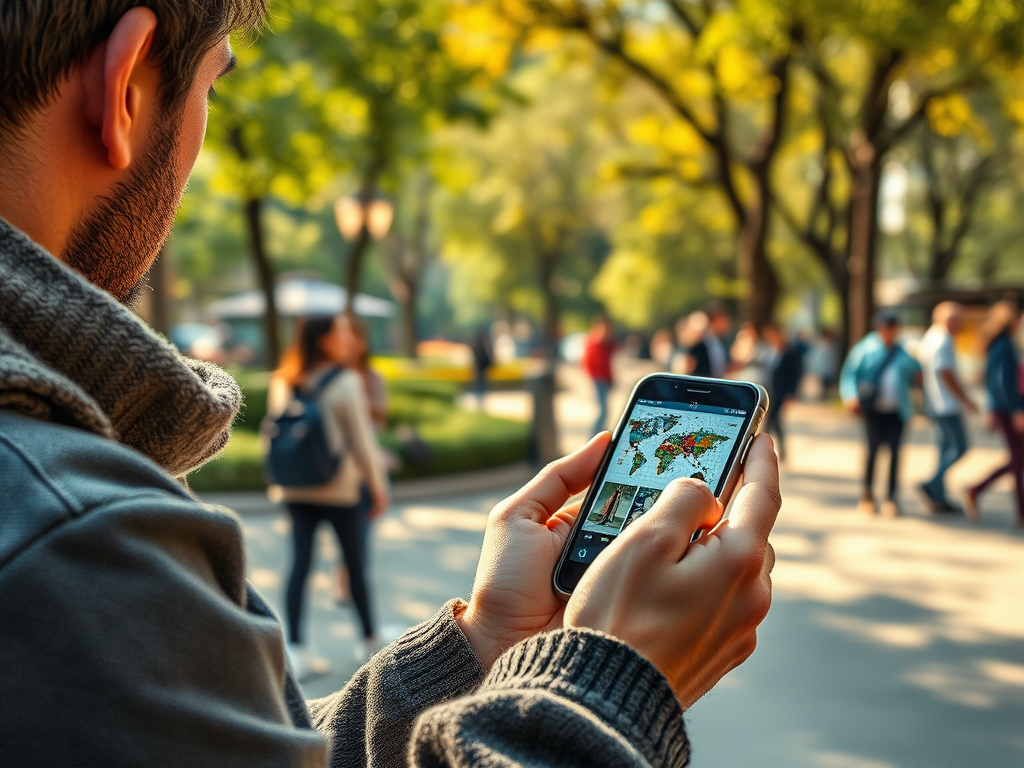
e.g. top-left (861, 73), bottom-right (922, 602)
top-left (95, 7), bottom-right (159, 170)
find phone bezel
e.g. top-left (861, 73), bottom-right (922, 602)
top-left (552, 373), bottom-right (768, 599)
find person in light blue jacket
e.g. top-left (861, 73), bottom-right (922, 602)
top-left (840, 311), bottom-right (922, 518)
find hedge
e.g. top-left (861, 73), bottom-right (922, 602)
top-left (186, 374), bottom-right (530, 493)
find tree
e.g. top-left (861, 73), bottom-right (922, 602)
top-left (434, 60), bottom-right (610, 357)
top-left (285, 0), bottom-right (489, 310)
top-left (203, 21), bottom-right (350, 366)
top-left (380, 170), bottom-right (435, 357)
top-left (777, 0), bottom-right (1024, 345)
top-left (476, 0), bottom-right (797, 326)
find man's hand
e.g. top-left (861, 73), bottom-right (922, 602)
top-left (844, 398), bottom-right (861, 414)
top-left (457, 433), bottom-right (611, 669)
top-left (564, 434), bottom-right (781, 710)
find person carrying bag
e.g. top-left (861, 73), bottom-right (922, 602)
top-left (263, 315), bottom-right (389, 680)
top-left (840, 311), bottom-right (921, 518)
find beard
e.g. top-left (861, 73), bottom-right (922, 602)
top-left (62, 114), bottom-right (184, 310)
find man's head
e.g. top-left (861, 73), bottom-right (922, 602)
top-left (0, 1), bottom-right (265, 304)
top-left (874, 310), bottom-right (900, 346)
top-left (706, 301), bottom-right (733, 338)
top-left (932, 301), bottom-right (963, 335)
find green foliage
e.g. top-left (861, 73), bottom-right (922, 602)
top-left (189, 376), bottom-right (529, 493)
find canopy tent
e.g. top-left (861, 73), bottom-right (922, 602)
top-left (207, 277), bottom-right (395, 320)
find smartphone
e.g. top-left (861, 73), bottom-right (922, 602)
top-left (552, 373), bottom-right (768, 598)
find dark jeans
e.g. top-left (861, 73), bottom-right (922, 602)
top-left (593, 380), bottom-right (611, 435)
top-left (923, 413), bottom-right (969, 505)
top-left (971, 412), bottom-right (1024, 519)
top-left (285, 491), bottom-right (374, 644)
top-left (864, 411), bottom-right (905, 500)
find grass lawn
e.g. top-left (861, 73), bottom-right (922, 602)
top-left (187, 374), bottom-right (530, 493)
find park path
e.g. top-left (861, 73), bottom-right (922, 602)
top-left (212, 364), bottom-right (1024, 768)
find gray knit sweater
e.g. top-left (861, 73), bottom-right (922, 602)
top-left (0, 215), bottom-right (689, 767)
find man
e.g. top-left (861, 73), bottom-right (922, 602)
top-left (581, 314), bottom-right (615, 434)
top-left (0, 3), bottom-right (781, 766)
top-left (840, 311), bottom-right (921, 518)
top-left (917, 302), bottom-right (978, 514)
top-left (761, 322), bottom-right (806, 462)
top-left (678, 303), bottom-right (732, 379)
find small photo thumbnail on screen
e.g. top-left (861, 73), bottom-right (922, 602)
top-left (621, 487), bottom-right (662, 531)
top-left (584, 482), bottom-right (638, 535)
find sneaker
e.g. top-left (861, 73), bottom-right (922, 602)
top-left (881, 500), bottom-right (900, 519)
top-left (964, 488), bottom-right (980, 523)
top-left (857, 498), bottom-right (876, 517)
top-left (286, 644), bottom-right (330, 682)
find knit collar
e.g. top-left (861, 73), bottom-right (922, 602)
top-left (0, 216), bottom-right (241, 478)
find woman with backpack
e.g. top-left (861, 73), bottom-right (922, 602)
top-left (265, 314), bottom-right (389, 680)
top-left (966, 301), bottom-right (1024, 524)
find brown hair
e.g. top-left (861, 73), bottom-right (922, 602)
top-left (274, 315), bottom-right (337, 388)
top-left (0, 1), bottom-right (266, 135)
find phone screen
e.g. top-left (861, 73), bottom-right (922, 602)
top-left (555, 376), bottom-right (764, 594)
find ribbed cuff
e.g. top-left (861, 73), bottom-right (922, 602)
top-left (482, 629), bottom-right (690, 768)
top-left (387, 599), bottom-right (487, 708)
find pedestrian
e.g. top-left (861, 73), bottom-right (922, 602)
top-left (267, 314), bottom-right (390, 678)
top-left (840, 311), bottom-right (922, 518)
top-left (0, 4), bottom-right (783, 764)
top-left (581, 314), bottom-right (616, 434)
top-left (762, 322), bottom-right (806, 462)
top-left (676, 302), bottom-right (733, 379)
top-left (917, 302), bottom-right (978, 514)
top-left (469, 328), bottom-right (493, 409)
top-left (966, 301), bottom-right (1024, 524)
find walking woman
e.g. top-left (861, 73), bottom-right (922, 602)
top-left (266, 315), bottom-right (389, 679)
top-left (966, 301), bottom-right (1024, 524)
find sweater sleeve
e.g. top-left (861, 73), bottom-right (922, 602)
top-left (410, 630), bottom-right (690, 768)
top-left (306, 600), bottom-right (487, 768)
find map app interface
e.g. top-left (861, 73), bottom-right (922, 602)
top-left (568, 399), bottom-right (747, 565)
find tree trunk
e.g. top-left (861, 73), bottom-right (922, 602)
top-left (738, 184), bottom-right (779, 326)
top-left (536, 251), bottom-right (561, 360)
top-left (244, 196), bottom-right (281, 368)
top-left (400, 276), bottom-right (419, 359)
top-left (845, 151), bottom-right (882, 349)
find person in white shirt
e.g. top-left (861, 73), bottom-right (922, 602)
top-left (918, 302), bottom-right (978, 513)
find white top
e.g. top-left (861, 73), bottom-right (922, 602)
top-left (874, 363), bottom-right (900, 413)
top-left (918, 325), bottom-right (960, 416)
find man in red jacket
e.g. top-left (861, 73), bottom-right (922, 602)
top-left (582, 315), bottom-right (617, 434)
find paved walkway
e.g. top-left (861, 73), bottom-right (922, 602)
top-left (213, 367), bottom-right (1024, 768)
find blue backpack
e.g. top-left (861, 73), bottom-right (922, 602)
top-left (263, 368), bottom-right (344, 487)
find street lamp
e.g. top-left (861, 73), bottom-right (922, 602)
top-left (334, 195), bottom-right (394, 241)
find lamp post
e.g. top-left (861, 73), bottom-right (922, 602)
top-left (334, 194), bottom-right (394, 315)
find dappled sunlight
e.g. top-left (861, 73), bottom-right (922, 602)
top-left (402, 506), bottom-right (489, 532)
